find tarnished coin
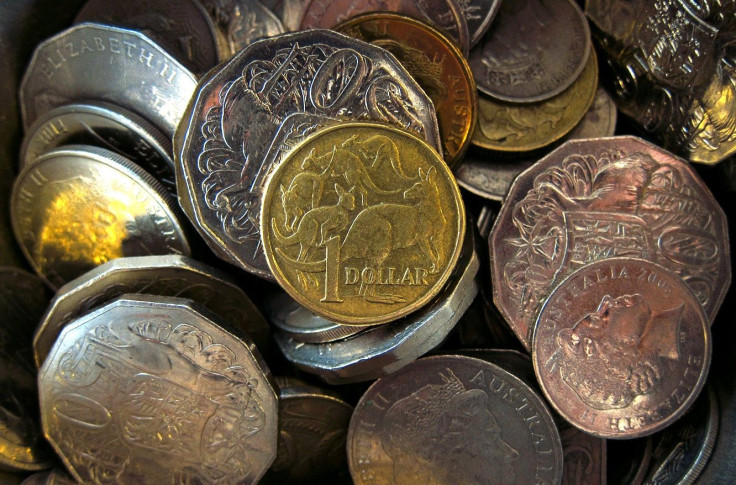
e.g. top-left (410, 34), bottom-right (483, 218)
top-left (199, 0), bottom-right (285, 54)
top-left (33, 254), bottom-right (269, 368)
top-left (299, 0), bottom-right (470, 55)
top-left (533, 258), bottom-right (711, 438)
top-left (20, 101), bottom-right (175, 192)
top-left (175, 29), bottom-right (441, 278)
top-left (460, 0), bottom-right (502, 47)
top-left (39, 294), bottom-right (278, 484)
top-left (560, 423), bottom-right (606, 485)
top-left (264, 383), bottom-right (353, 483)
top-left (469, 0), bottom-right (591, 102)
top-left (11, 145), bottom-right (191, 289)
top-left (20, 23), bottom-right (197, 136)
top-left (455, 157), bottom-right (534, 202)
top-left (336, 13), bottom-right (478, 167)
top-left (567, 87), bottom-right (618, 140)
top-left (20, 468), bottom-right (76, 485)
top-left (75, 0), bottom-right (224, 72)
top-left (261, 123), bottom-right (465, 325)
top-left (491, 136), bottom-right (730, 349)
top-left (348, 355), bottom-right (563, 484)
top-left (471, 48), bottom-right (597, 152)
top-left (261, 0), bottom-right (306, 31)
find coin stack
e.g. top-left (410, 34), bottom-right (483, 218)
top-left (0, 0), bottom-right (733, 483)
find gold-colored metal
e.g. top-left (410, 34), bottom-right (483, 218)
top-left (471, 50), bottom-right (598, 153)
top-left (261, 122), bottom-right (465, 326)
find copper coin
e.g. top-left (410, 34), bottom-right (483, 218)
top-left (337, 13), bottom-right (478, 167)
top-left (491, 136), bottom-right (731, 349)
top-left (299, 0), bottom-right (470, 55)
top-left (533, 258), bottom-right (711, 439)
top-left (348, 355), bottom-right (563, 484)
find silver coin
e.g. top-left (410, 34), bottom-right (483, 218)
top-left (20, 101), bottom-right (175, 193)
top-left (38, 294), bottom-right (278, 484)
top-left (20, 23), bottom-right (197, 136)
top-left (275, 226), bottom-right (479, 384)
top-left (469, 0), bottom-right (591, 102)
top-left (265, 292), bottom-right (373, 343)
top-left (260, 0), bottom-right (305, 31)
top-left (176, 29), bottom-right (441, 278)
top-left (455, 156), bottom-right (534, 202)
top-left (32, 254), bottom-right (269, 368)
top-left (199, 0), bottom-right (285, 54)
top-left (459, 0), bottom-right (502, 47)
top-left (11, 145), bottom-right (191, 290)
top-left (567, 87), bottom-right (618, 140)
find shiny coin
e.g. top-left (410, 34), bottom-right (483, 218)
top-left (533, 258), bottom-right (711, 438)
top-left (471, 48), bottom-right (597, 152)
top-left (33, 254), bottom-right (269, 368)
top-left (460, 0), bottom-right (502, 47)
top-left (299, 0), bottom-right (470, 55)
top-left (20, 101), bottom-right (175, 192)
top-left (261, 123), bottom-right (465, 325)
top-left (199, 0), bottom-right (285, 54)
top-left (469, 0), bottom-right (591, 102)
top-left (11, 145), bottom-right (191, 289)
top-left (337, 13), bottom-right (478, 167)
top-left (20, 23), bottom-right (197, 136)
top-left (175, 29), bottom-right (441, 279)
top-left (348, 355), bottom-right (563, 484)
top-left (491, 136), bottom-right (731, 349)
top-left (39, 294), bottom-right (278, 484)
top-left (75, 0), bottom-right (224, 72)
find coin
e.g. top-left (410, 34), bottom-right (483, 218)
top-left (560, 423), bottom-right (606, 485)
top-left (75, 0), bottom-right (223, 72)
top-left (261, 123), bottom-right (465, 325)
top-left (260, 0), bottom-right (306, 31)
top-left (11, 145), bottom-right (191, 289)
top-left (567, 87), bottom-right (618, 140)
top-left (459, 0), bottom-right (502, 47)
top-left (336, 13), bottom-right (478, 167)
top-left (175, 29), bottom-right (441, 279)
top-left (469, 0), bottom-right (591, 102)
top-left (348, 355), bottom-right (563, 484)
top-left (20, 468), bottom-right (76, 485)
top-left (471, 48), bottom-right (597, 152)
top-left (39, 294), bottom-right (278, 484)
top-left (20, 101), bottom-right (175, 192)
top-left (491, 136), bottom-right (731, 349)
top-left (455, 156), bottom-right (534, 202)
top-left (533, 258), bottom-right (711, 438)
top-left (199, 0), bottom-right (285, 54)
top-left (299, 0), bottom-right (470, 55)
top-left (20, 23), bottom-right (197, 136)
top-left (33, 254), bottom-right (269, 368)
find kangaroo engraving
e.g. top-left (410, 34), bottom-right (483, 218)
top-left (279, 148), bottom-right (334, 231)
top-left (341, 134), bottom-right (415, 182)
top-left (329, 147), bottom-right (401, 207)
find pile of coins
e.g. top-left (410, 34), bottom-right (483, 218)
top-left (0, 0), bottom-right (732, 483)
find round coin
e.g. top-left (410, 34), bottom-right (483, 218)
top-left (299, 0), bottom-right (470, 55)
top-left (469, 0), bottom-right (591, 102)
top-left (471, 48), bottom-right (597, 152)
top-left (348, 355), bottom-right (563, 484)
top-left (20, 23), bottom-right (197, 136)
top-left (39, 294), bottom-right (278, 484)
top-left (20, 101), bottom-right (175, 193)
top-left (75, 0), bottom-right (223, 72)
top-left (11, 145), bottom-right (191, 289)
top-left (533, 258), bottom-right (711, 438)
top-left (567, 87), bottom-right (618, 140)
top-left (491, 136), bottom-right (731, 349)
top-left (461, 0), bottom-right (502, 47)
top-left (175, 29), bottom-right (441, 279)
top-left (336, 13), bottom-right (478, 167)
top-left (199, 0), bottom-right (285, 54)
top-left (261, 123), bottom-right (465, 325)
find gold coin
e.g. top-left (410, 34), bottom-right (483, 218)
top-left (471, 49), bottom-right (598, 152)
top-left (261, 122), bottom-right (465, 325)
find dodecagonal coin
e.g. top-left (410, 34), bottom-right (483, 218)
top-left (39, 294), bottom-right (278, 484)
top-left (469, 0), bottom-right (591, 102)
top-left (20, 101), bottom-right (175, 192)
top-left (20, 23), bottom-right (197, 136)
top-left (175, 29), bottom-right (441, 279)
top-left (491, 136), bottom-right (730, 349)
top-left (32, 254), bottom-right (269, 368)
top-left (533, 258), bottom-right (711, 439)
top-left (11, 146), bottom-right (191, 290)
top-left (348, 355), bottom-right (563, 484)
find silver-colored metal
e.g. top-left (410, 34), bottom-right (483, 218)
top-left (274, 228), bottom-right (479, 384)
top-left (265, 292), bottom-right (373, 343)
top-left (20, 101), bottom-right (175, 192)
top-left (38, 294), bottom-right (278, 484)
top-left (20, 23), bottom-right (197, 137)
top-left (199, 0), bottom-right (285, 54)
top-left (176, 29), bottom-right (441, 278)
top-left (260, 0), bottom-right (305, 31)
top-left (455, 157), bottom-right (533, 202)
top-left (458, 0), bottom-right (502, 47)
top-left (11, 145), bottom-right (191, 290)
top-left (33, 254), bottom-right (270, 368)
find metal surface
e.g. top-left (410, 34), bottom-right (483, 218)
top-left (459, 0), bottom-right (502, 47)
top-left (199, 0), bottom-right (285, 54)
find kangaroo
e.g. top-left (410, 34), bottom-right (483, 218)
top-left (340, 167), bottom-right (447, 303)
top-left (329, 147), bottom-right (401, 207)
top-left (341, 134), bottom-right (415, 182)
top-left (278, 148), bottom-right (335, 231)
